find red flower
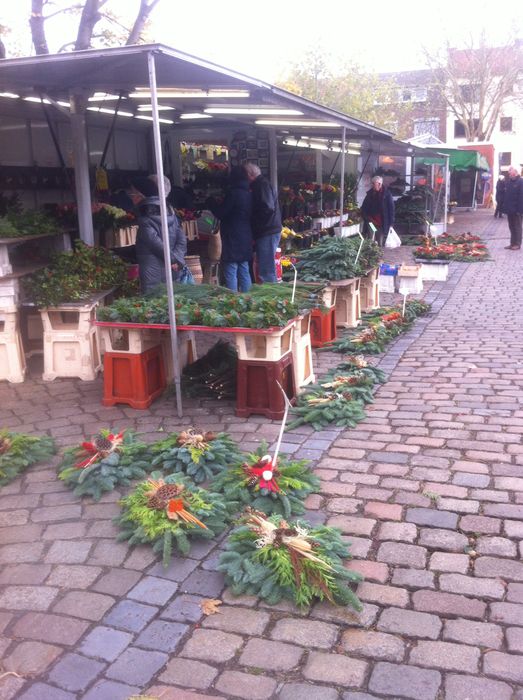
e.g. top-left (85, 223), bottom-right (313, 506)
top-left (244, 457), bottom-right (281, 492)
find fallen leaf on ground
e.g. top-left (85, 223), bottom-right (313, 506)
top-left (201, 598), bottom-right (222, 615)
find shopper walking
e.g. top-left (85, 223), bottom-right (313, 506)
top-left (207, 167), bottom-right (253, 293)
top-left (503, 166), bottom-right (523, 251)
top-left (494, 174), bottom-right (506, 218)
top-left (243, 162), bottom-right (282, 283)
top-left (360, 175), bottom-right (395, 246)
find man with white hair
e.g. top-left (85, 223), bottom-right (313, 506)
top-left (360, 175), bottom-right (395, 246)
top-left (503, 166), bottom-right (523, 251)
top-left (243, 162), bottom-right (282, 282)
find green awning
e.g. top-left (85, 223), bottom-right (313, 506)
top-left (418, 148), bottom-right (490, 171)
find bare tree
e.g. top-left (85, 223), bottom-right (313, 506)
top-left (28, 0), bottom-right (161, 56)
top-left (423, 34), bottom-right (523, 142)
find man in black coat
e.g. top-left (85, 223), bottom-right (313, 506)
top-left (494, 174), bottom-right (506, 218)
top-left (243, 162), bottom-right (282, 283)
top-left (360, 175), bottom-right (395, 246)
top-left (503, 166), bottom-right (523, 251)
top-left (207, 167), bottom-right (253, 292)
top-left (131, 176), bottom-right (187, 293)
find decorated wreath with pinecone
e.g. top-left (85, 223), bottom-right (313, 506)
top-left (58, 429), bottom-right (154, 501)
top-left (218, 509), bottom-right (363, 609)
top-left (0, 429), bottom-right (56, 487)
top-left (151, 429), bottom-right (242, 483)
top-left (212, 444), bottom-right (320, 517)
top-left (116, 473), bottom-right (229, 566)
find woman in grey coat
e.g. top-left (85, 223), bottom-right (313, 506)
top-left (131, 175), bottom-right (187, 293)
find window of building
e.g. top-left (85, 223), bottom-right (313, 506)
top-left (414, 118), bottom-right (440, 137)
top-left (412, 87), bottom-right (427, 102)
top-left (499, 152), bottom-right (511, 166)
top-left (500, 117), bottom-right (513, 132)
top-left (402, 90), bottom-right (411, 102)
top-left (454, 119), bottom-right (479, 138)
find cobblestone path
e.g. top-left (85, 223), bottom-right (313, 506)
top-left (1, 211), bottom-right (522, 699)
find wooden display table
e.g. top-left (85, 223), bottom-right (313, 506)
top-left (95, 319), bottom-right (300, 416)
top-left (0, 306), bottom-right (26, 383)
top-left (360, 268), bottom-right (380, 312)
top-left (330, 278), bottom-right (361, 329)
top-left (292, 313), bottom-right (315, 390)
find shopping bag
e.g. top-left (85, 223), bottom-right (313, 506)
top-left (179, 265), bottom-right (195, 284)
top-left (384, 227), bottom-right (402, 248)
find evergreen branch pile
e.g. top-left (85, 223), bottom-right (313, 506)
top-left (0, 430), bottom-right (56, 487)
top-left (151, 429), bottom-right (242, 483)
top-left (182, 341), bottom-right (237, 400)
top-left (218, 510), bottom-right (362, 609)
top-left (294, 237), bottom-right (381, 282)
top-left (58, 429), bottom-right (154, 501)
top-left (323, 300), bottom-right (431, 354)
top-left (287, 356), bottom-right (386, 431)
top-left (212, 444), bottom-right (320, 517)
top-left (116, 473), bottom-right (228, 566)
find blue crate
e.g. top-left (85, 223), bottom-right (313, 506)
top-left (379, 263), bottom-right (399, 276)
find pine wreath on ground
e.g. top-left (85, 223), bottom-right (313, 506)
top-left (151, 429), bottom-right (242, 483)
top-left (116, 473), bottom-right (229, 566)
top-left (0, 429), bottom-right (55, 487)
top-left (58, 429), bottom-right (154, 501)
top-left (212, 444), bottom-right (320, 517)
top-left (218, 510), bottom-right (362, 609)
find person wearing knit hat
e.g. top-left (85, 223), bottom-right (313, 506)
top-left (133, 174), bottom-right (187, 292)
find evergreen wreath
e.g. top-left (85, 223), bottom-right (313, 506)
top-left (58, 429), bottom-right (153, 501)
top-left (0, 429), bottom-right (56, 487)
top-left (151, 429), bottom-right (242, 483)
top-left (116, 473), bottom-right (228, 566)
top-left (212, 444), bottom-right (320, 517)
top-left (287, 356), bottom-right (386, 431)
top-left (218, 510), bottom-right (363, 609)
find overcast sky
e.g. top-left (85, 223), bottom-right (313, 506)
top-left (1, 0), bottom-right (522, 81)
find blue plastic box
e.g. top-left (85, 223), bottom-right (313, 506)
top-left (379, 263), bottom-right (399, 276)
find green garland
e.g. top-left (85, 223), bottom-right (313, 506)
top-left (288, 356), bottom-right (386, 431)
top-left (323, 300), bottom-right (431, 354)
top-left (0, 430), bottom-right (56, 486)
top-left (212, 444), bottom-right (320, 517)
top-left (218, 511), bottom-right (362, 609)
top-left (151, 430), bottom-right (242, 483)
top-left (58, 429), bottom-right (154, 501)
top-left (116, 473), bottom-right (228, 566)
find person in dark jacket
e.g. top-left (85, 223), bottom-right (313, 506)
top-left (494, 174), bottom-right (506, 218)
top-left (243, 162), bottom-right (282, 283)
top-left (503, 166), bottom-right (523, 250)
top-left (131, 175), bottom-right (187, 293)
top-left (360, 175), bottom-right (395, 246)
top-left (207, 167), bottom-right (253, 292)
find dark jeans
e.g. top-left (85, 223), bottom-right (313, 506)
top-left (508, 213), bottom-right (523, 247)
top-left (255, 232), bottom-right (281, 282)
top-left (223, 261), bottom-right (252, 292)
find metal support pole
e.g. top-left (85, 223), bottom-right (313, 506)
top-left (70, 92), bottom-right (94, 245)
top-left (268, 130), bottom-right (278, 190)
top-left (148, 51), bottom-right (183, 418)
top-left (339, 127), bottom-right (346, 224)
top-left (443, 154), bottom-right (449, 231)
top-left (472, 169), bottom-right (478, 210)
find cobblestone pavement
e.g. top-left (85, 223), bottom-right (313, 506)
top-left (1, 210), bottom-right (522, 699)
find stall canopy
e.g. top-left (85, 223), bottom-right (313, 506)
top-left (417, 147), bottom-right (490, 172)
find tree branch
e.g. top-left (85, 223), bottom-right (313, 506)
top-left (75, 0), bottom-right (103, 51)
top-left (30, 0), bottom-right (49, 55)
top-left (126, 0), bottom-right (161, 45)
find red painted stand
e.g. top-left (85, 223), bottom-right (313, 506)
top-left (310, 308), bottom-right (337, 348)
top-left (236, 354), bottom-right (296, 419)
top-left (102, 345), bottom-right (166, 409)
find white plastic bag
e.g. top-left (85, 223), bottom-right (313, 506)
top-left (384, 227), bottom-right (402, 248)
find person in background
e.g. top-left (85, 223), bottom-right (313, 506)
top-left (206, 167), bottom-right (253, 293)
top-left (494, 173), bottom-right (506, 218)
top-left (131, 174), bottom-right (187, 293)
top-left (503, 165), bottom-right (523, 251)
top-left (360, 175), bottom-right (395, 246)
top-left (243, 162), bottom-right (282, 283)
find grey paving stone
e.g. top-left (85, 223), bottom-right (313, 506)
top-left (105, 647), bottom-right (168, 685)
top-left (161, 593), bottom-right (205, 623)
top-left (406, 507), bottom-right (458, 529)
top-left (159, 657), bottom-right (218, 689)
top-left (17, 683), bottom-right (76, 700)
top-left (79, 626), bottom-right (133, 662)
top-left (369, 662), bottom-right (441, 700)
top-left (103, 599), bottom-right (159, 632)
top-left (127, 575), bottom-right (178, 605)
top-left (181, 568), bottom-right (225, 596)
top-left (134, 620), bottom-right (189, 652)
top-left (279, 685), bottom-right (340, 700)
top-left (82, 680), bottom-right (141, 700)
top-left (147, 558), bottom-right (199, 582)
top-left (48, 653), bottom-right (106, 692)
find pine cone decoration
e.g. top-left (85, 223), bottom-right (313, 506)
top-left (0, 436), bottom-right (11, 455)
top-left (147, 481), bottom-right (184, 510)
top-left (94, 435), bottom-right (113, 452)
